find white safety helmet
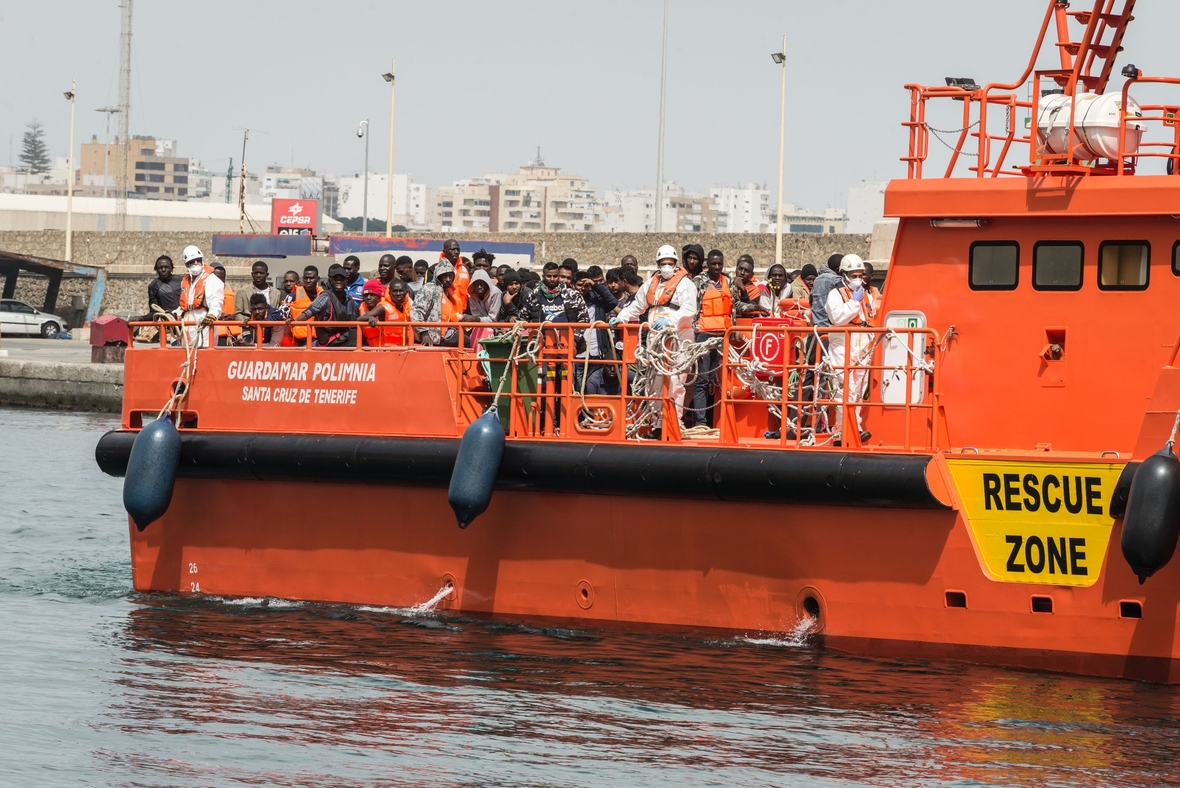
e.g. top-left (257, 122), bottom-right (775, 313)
top-left (182, 245), bottom-right (204, 265)
top-left (655, 244), bottom-right (678, 264)
top-left (838, 254), bottom-right (866, 274)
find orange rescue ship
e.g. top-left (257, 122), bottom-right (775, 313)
top-left (98, 0), bottom-right (1180, 681)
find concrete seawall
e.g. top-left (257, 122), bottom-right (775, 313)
top-left (0, 359), bottom-right (123, 413)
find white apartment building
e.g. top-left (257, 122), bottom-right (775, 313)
top-left (602, 183), bottom-right (723, 233)
top-left (338, 173), bottom-right (429, 228)
top-left (767, 204), bottom-right (848, 235)
top-left (846, 181), bottom-right (888, 233)
top-left (709, 184), bottom-right (770, 233)
top-left (432, 159), bottom-right (601, 233)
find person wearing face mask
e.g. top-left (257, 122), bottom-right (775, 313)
top-left (174, 245), bottom-right (224, 347)
top-left (825, 254), bottom-right (876, 444)
top-left (611, 245), bottom-right (698, 428)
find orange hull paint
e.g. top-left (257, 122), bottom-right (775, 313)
top-left (130, 478), bottom-right (1180, 682)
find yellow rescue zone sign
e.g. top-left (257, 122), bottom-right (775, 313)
top-left (945, 460), bottom-right (1125, 588)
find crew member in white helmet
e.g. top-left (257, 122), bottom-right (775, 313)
top-left (825, 253), bottom-right (876, 443)
top-left (612, 244), bottom-right (698, 427)
top-left (174, 245), bottom-right (225, 347)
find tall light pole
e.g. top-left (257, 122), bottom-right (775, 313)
top-left (382, 63), bottom-right (395, 237)
top-left (654, 0), bottom-right (668, 233)
top-left (64, 80), bottom-right (76, 261)
top-left (95, 107), bottom-right (119, 199)
top-left (357, 119), bottom-right (370, 235)
top-left (771, 37), bottom-right (787, 268)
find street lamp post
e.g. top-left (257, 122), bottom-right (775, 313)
top-left (64, 80), bottom-right (76, 261)
top-left (357, 120), bottom-right (370, 235)
top-left (95, 107), bottom-right (118, 200)
top-left (382, 63), bottom-right (395, 237)
top-left (771, 38), bottom-right (787, 269)
top-left (654, 0), bottom-right (668, 233)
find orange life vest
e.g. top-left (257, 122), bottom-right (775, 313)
top-left (178, 265), bottom-right (215, 312)
top-left (835, 286), bottom-right (873, 327)
top-left (698, 274), bottom-right (733, 333)
top-left (382, 294), bottom-right (413, 345)
top-left (216, 288), bottom-right (241, 338)
top-left (360, 299), bottom-right (411, 346)
top-left (440, 288), bottom-right (462, 323)
top-left (286, 285), bottom-right (316, 340)
top-left (646, 268), bottom-right (689, 310)
top-left (441, 254), bottom-right (470, 311)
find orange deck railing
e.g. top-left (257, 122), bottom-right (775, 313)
top-left (128, 319), bottom-right (942, 453)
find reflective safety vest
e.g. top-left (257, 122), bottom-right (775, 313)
top-left (287, 286), bottom-right (315, 340)
top-left (835, 286), bottom-right (873, 327)
top-left (697, 274), bottom-right (733, 333)
top-left (178, 265), bottom-right (216, 312)
top-left (646, 269), bottom-right (688, 310)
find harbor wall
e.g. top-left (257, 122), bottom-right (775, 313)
top-left (0, 230), bottom-right (870, 317)
top-left (0, 359), bottom-right (123, 413)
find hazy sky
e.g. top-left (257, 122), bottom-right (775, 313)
top-left (5, 1), bottom-right (1180, 209)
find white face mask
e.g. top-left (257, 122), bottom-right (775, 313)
top-left (659, 264), bottom-right (676, 279)
top-left (187, 263), bottom-right (203, 277)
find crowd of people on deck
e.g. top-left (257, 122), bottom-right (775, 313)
top-left (145, 240), bottom-right (881, 438)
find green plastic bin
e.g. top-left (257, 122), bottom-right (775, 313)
top-left (479, 335), bottom-right (538, 431)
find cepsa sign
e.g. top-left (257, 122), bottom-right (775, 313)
top-left (271, 199), bottom-right (319, 236)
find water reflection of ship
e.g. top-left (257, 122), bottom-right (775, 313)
top-left (114, 600), bottom-right (1180, 786)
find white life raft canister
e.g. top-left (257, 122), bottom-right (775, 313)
top-left (1037, 92), bottom-right (1145, 160)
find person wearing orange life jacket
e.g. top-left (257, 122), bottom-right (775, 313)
top-left (174, 245), bottom-right (224, 347)
top-left (825, 254), bottom-right (877, 444)
top-left (439, 239), bottom-right (469, 311)
top-left (358, 279), bottom-right (401, 347)
top-left (690, 249), bottom-right (733, 427)
top-left (281, 265), bottom-right (321, 346)
top-left (208, 262), bottom-right (242, 345)
top-left (611, 244), bottom-right (699, 427)
top-left (380, 279), bottom-right (414, 345)
top-left (862, 261), bottom-right (883, 325)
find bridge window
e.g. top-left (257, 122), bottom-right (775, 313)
top-left (1033, 242), bottom-right (1083, 291)
top-left (1172, 241), bottom-right (1180, 277)
top-left (969, 241), bottom-right (1018, 290)
top-left (1099, 242), bottom-right (1149, 290)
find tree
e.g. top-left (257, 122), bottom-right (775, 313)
top-left (19, 120), bottom-right (51, 174)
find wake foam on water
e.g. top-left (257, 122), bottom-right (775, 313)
top-left (208, 596), bottom-right (305, 609)
top-left (356, 582), bottom-right (455, 618)
top-left (734, 617), bottom-right (817, 649)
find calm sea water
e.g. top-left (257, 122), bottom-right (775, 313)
top-left (3, 407), bottom-right (1180, 787)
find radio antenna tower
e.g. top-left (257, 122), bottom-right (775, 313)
top-left (115, 0), bottom-right (133, 229)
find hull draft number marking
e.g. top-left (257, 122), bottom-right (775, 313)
top-left (946, 459), bottom-right (1124, 587)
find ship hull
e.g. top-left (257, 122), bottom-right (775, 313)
top-left (117, 472), bottom-right (1180, 683)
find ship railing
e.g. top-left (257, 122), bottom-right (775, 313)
top-left (904, 0), bottom-right (1146, 179)
top-left (1116, 72), bottom-right (1180, 175)
top-left (125, 320), bottom-right (942, 452)
top-left (719, 324), bottom-right (942, 452)
top-left (904, 84), bottom-right (1035, 179)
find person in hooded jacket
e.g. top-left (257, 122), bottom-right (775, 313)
top-left (410, 259), bottom-right (463, 346)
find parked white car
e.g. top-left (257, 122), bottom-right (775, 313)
top-left (0, 299), bottom-right (68, 338)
